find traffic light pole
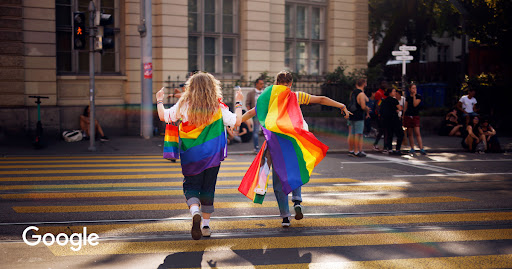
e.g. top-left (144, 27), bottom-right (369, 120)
top-left (139, 0), bottom-right (153, 139)
top-left (88, 1), bottom-right (96, 151)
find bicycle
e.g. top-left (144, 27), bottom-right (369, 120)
top-left (29, 95), bottom-right (49, 149)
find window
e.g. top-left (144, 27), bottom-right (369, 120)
top-left (188, 0), bottom-right (239, 74)
top-left (56, 0), bottom-right (120, 75)
top-left (285, 1), bottom-right (326, 75)
top-left (437, 45), bottom-right (449, 62)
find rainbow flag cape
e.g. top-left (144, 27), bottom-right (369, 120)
top-left (163, 123), bottom-right (180, 159)
top-left (239, 85), bottom-right (329, 202)
top-left (165, 109), bottom-right (227, 176)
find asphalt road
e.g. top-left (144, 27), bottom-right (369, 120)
top-left (0, 151), bottom-right (511, 268)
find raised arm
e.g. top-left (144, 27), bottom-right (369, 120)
top-left (309, 95), bottom-right (352, 119)
top-left (156, 87), bottom-right (166, 122)
top-left (242, 108), bottom-right (256, 122)
top-left (233, 89), bottom-right (244, 128)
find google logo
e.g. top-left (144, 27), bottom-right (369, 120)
top-left (22, 226), bottom-right (99, 252)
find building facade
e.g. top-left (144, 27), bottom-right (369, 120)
top-left (0, 0), bottom-right (368, 136)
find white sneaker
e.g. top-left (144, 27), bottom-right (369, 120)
top-left (201, 226), bottom-right (211, 237)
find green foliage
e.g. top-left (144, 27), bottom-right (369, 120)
top-left (323, 62), bottom-right (383, 89)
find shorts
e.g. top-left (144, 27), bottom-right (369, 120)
top-left (348, 120), bottom-right (364, 135)
top-left (404, 116), bottom-right (420, 128)
top-left (463, 112), bottom-right (479, 118)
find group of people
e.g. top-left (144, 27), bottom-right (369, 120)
top-left (350, 80), bottom-right (426, 157)
top-left (439, 88), bottom-right (502, 153)
top-left (156, 70), bottom-right (350, 240)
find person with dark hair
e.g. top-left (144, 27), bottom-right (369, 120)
top-left (404, 83), bottom-right (426, 155)
top-left (373, 80), bottom-right (388, 151)
top-left (241, 70), bottom-right (351, 227)
top-left (457, 88), bottom-right (478, 125)
top-left (348, 78), bottom-right (369, 157)
top-left (80, 105), bottom-right (109, 141)
top-left (246, 78), bottom-right (265, 153)
top-left (462, 116), bottom-right (485, 153)
top-left (480, 118), bottom-right (502, 153)
top-left (380, 88), bottom-right (403, 155)
top-left (439, 107), bottom-right (463, 136)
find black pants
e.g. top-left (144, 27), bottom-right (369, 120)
top-left (384, 119), bottom-right (404, 151)
top-left (374, 117), bottom-right (385, 146)
top-left (183, 165), bottom-right (220, 213)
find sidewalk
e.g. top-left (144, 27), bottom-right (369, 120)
top-left (1, 131), bottom-right (511, 157)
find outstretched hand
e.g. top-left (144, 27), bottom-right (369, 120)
top-left (342, 107), bottom-right (352, 119)
top-left (156, 87), bottom-right (165, 101)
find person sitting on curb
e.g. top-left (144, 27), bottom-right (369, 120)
top-left (80, 105), bottom-right (109, 142)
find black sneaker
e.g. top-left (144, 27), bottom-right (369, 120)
top-left (100, 136), bottom-right (109, 142)
top-left (282, 217), bottom-right (290, 227)
top-left (356, 151), bottom-right (367, 157)
top-left (294, 204), bottom-right (304, 220)
top-left (348, 151), bottom-right (356, 157)
top-left (191, 212), bottom-right (202, 240)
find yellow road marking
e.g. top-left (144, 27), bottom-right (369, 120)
top-left (1, 185), bottom-right (403, 199)
top-left (0, 162), bottom-right (251, 169)
top-left (0, 167), bottom-right (252, 175)
top-left (186, 255), bottom-right (512, 269)
top-left (12, 196), bottom-right (470, 213)
top-left (0, 156), bottom-right (166, 160)
top-left (45, 229), bottom-right (512, 256)
top-left (35, 212), bottom-right (512, 236)
top-left (0, 178), bottom-right (359, 189)
top-left (0, 173), bottom-right (247, 182)
top-left (0, 172), bottom-right (324, 183)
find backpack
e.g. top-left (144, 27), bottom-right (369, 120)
top-left (62, 130), bottom-right (83, 142)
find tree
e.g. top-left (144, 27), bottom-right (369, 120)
top-left (368, 0), bottom-right (512, 68)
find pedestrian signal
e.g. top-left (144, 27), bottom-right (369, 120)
top-left (73, 12), bottom-right (86, 50)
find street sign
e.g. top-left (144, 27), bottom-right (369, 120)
top-left (396, 56), bottom-right (414, 61)
top-left (392, 50), bottom-right (410, 56)
top-left (399, 45), bottom-right (417, 51)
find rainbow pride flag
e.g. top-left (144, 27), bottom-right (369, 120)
top-left (163, 123), bottom-right (179, 159)
top-left (239, 85), bottom-right (328, 201)
top-left (238, 141), bottom-right (271, 204)
top-left (169, 109), bottom-right (227, 176)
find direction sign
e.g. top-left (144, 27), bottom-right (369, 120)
top-left (392, 51), bottom-right (410, 56)
top-left (399, 45), bottom-right (417, 51)
top-left (396, 56), bottom-right (414, 61)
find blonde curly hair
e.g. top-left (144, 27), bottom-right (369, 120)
top-left (177, 72), bottom-right (223, 127)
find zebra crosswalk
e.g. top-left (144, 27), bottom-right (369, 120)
top-left (0, 155), bottom-right (511, 268)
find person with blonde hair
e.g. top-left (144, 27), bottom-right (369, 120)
top-left (156, 72), bottom-right (244, 240)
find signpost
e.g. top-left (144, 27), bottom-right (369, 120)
top-left (393, 45), bottom-right (417, 91)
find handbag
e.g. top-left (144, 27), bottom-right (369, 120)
top-left (163, 122), bottom-right (180, 159)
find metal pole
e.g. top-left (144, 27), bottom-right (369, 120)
top-left (88, 0), bottom-right (96, 151)
top-left (139, 0), bottom-right (153, 139)
top-left (402, 59), bottom-right (406, 91)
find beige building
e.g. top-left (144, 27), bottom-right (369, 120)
top-left (0, 0), bottom-right (367, 136)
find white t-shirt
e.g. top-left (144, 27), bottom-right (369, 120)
top-left (459, 95), bottom-right (477, 113)
top-left (398, 96), bottom-right (405, 118)
top-left (164, 100), bottom-right (237, 127)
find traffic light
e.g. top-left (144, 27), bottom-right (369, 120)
top-left (73, 12), bottom-right (86, 50)
top-left (94, 12), bottom-right (115, 52)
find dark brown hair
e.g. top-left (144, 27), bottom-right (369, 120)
top-left (275, 71), bottom-right (293, 85)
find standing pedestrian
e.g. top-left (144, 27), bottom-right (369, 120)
top-left (240, 71), bottom-right (351, 227)
top-left (404, 83), bottom-right (426, 155)
top-left (348, 78), bottom-right (369, 157)
top-left (246, 78), bottom-right (265, 153)
top-left (381, 88), bottom-right (404, 155)
top-left (156, 72), bottom-right (244, 240)
top-left (373, 81), bottom-right (388, 151)
top-left (364, 88), bottom-right (377, 137)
